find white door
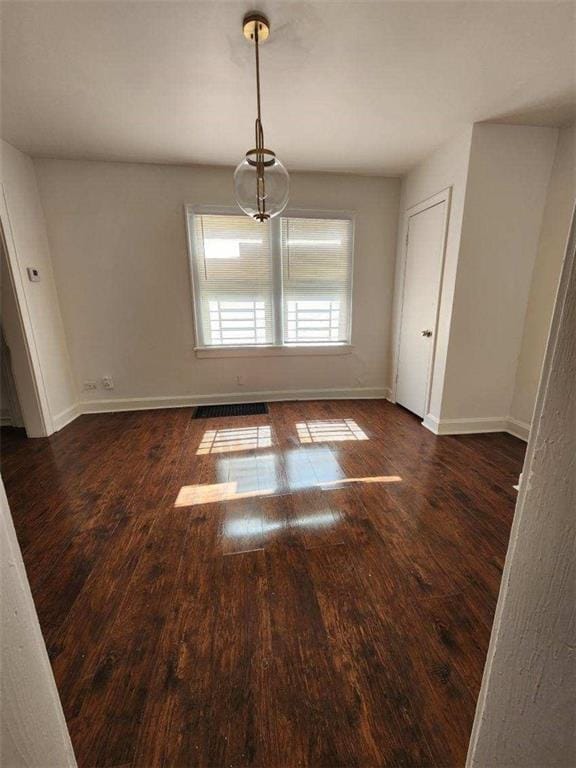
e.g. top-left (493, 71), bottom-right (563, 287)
top-left (396, 199), bottom-right (447, 418)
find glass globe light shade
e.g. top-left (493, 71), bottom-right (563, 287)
top-left (234, 152), bottom-right (289, 221)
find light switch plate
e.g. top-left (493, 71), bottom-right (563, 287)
top-left (27, 267), bottom-right (41, 282)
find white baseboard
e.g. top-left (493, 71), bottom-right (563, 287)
top-left (423, 414), bottom-right (509, 435)
top-left (78, 387), bottom-right (391, 416)
top-left (422, 414), bottom-right (440, 433)
top-left (506, 417), bottom-right (531, 441)
top-left (42, 391), bottom-right (532, 444)
top-left (52, 403), bottom-right (81, 432)
top-left (423, 413), bottom-right (530, 441)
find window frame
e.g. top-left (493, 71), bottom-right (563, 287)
top-left (185, 205), bottom-right (356, 357)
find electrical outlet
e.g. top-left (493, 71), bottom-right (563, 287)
top-left (236, 375), bottom-right (245, 386)
top-left (27, 267), bottom-right (41, 282)
top-left (102, 376), bottom-right (114, 390)
top-left (83, 381), bottom-right (97, 391)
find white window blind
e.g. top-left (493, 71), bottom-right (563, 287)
top-left (190, 214), bottom-right (274, 347)
top-left (281, 217), bottom-right (353, 344)
top-left (188, 209), bottom-right (353, 348)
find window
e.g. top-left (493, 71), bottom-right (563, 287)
top-left (187, 208), bottom-right (354, 349)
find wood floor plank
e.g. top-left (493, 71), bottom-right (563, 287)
top-left (0, 399), bottom-right (526, 767)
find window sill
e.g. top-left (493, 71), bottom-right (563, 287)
top-left (194, 344), bottom-right (353, 359)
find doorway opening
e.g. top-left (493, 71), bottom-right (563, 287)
top-left (0, 201), bottom-right (50, 437)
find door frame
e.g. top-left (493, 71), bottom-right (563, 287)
top-left (390, 187), bottom-right (452, 420)
top-left (0, 184), bottom-right (53, 436)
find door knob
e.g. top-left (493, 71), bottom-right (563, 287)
top-left (421, 329), bottom-right (433, 337)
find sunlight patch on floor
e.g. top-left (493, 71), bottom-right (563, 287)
top-left (224, 511), bottom-right (338, 538)
top-left (197, 425), bottom-right (272, 455)
top-left (174, 475), bottom-right (402, 507)
top-left (296, 419), bottom-right (369, 444)
top-left (174, 481), bottom-right (276, 506)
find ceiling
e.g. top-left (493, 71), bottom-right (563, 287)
top-left (1, 1), bottom-right (574, 175)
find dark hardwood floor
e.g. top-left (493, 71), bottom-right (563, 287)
top-left (0, 399), bottom-right (526, 767)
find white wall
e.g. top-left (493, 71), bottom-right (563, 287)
top-left (510, 124), bottom-right (576, 427)
top-left (392, 124), bottom-right (559, 438)
top-left (34, 159), bottom-right (400, 407)
top-left (440, 124), bottom-right (557, 426)
top-left (391, 127), bottom-right (473, 418)
top-left (0, 140), bottom-right (76, 432)
top-left (0, 477), bottom-right (77, 767)
top-left (467, 200), bottom-right (575, 768)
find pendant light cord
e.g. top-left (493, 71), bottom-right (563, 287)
top-left (255, 22), bottom-right (262, 125)
top-left (253, 22), bottom-right (267, 221)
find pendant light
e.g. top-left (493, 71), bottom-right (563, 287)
top-left (234, 12), bottom-right (289, 222)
